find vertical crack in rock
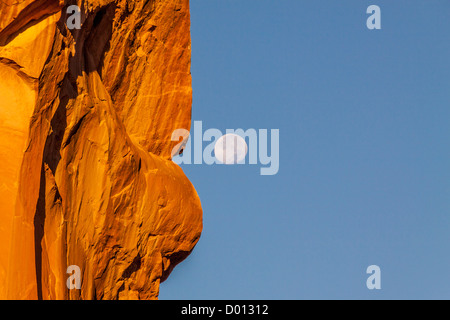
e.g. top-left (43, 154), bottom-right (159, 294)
top-left (0, 0), bottom-right (202, 300)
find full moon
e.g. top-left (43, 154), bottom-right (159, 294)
top-left (214, 134), bottom-right (248, 165)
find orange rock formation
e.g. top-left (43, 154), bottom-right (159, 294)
top-left (0, 0), bottom-right (202, 300)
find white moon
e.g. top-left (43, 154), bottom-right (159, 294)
top-left (214, 134), bottom-right (248, 165)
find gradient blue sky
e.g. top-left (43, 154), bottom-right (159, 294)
top-left (159, 0), bottom-right (450, 299)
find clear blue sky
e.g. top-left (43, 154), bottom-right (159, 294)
top-left (159, 0), bottom-right (450, 299)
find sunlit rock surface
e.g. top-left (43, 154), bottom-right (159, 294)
top-left (0, 0), bottom-right (202, 300)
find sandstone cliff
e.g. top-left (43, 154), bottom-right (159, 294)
top-left (0, 0), bottom-right (202, 300)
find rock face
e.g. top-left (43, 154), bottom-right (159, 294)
top-left (0, 0), bottom-right (202, 300)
